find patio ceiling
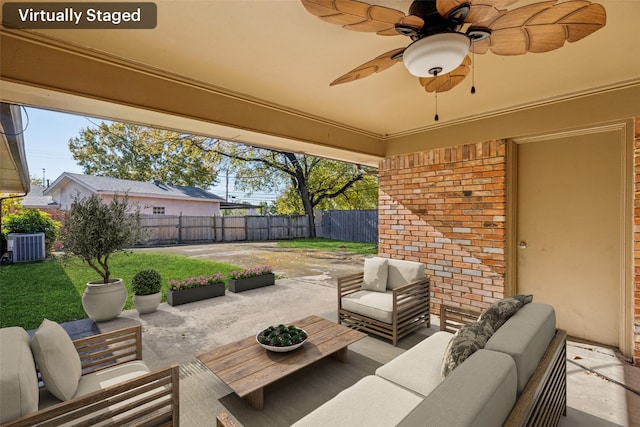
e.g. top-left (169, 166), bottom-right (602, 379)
top-left (1, 0), bottom-right (639, 166)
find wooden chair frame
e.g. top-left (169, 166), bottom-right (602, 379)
top-left (440, 305), bottom-right (567, 427)
top-left (2, 325), bottom-right (180, 427)
top-left (337, 272), bottom-right (430, 346)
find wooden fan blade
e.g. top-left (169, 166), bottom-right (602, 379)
top-left (437, 0), bottom-right (518, 24)
top-left (485, 0), bottom-right (606, 55)
top-left (301, 0), bottom-right (423, 35)
top-left (418, 56), bottom-right (471, 93)
top-left (330, 48), bottom-right (405, 86)
top-left (471, 37), bottom-right (491, 54)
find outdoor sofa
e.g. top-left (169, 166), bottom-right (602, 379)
top-left (0, 321), bottom-right (179, 426)
top-left (292, 300), bottom-right (566, 426)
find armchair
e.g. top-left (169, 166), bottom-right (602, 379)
top-left (338, 257), bottom-right (430, 346)
top-left (0, 323), bottom-right (179, 426)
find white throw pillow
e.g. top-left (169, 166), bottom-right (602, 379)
top-left (30, 319), bottom-right (82, 401)
top-left (362, 257), bottom-right (388, 292)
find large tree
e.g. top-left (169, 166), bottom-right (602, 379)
top-left (69, 122), bottom-right (221, 188)
top-left (200, 141), bottom-right (378, 237)
top-left (69, 122), bottom-right (379, 238)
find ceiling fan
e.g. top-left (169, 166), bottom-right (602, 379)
top-left (301, 0), bottom-right (606, 118)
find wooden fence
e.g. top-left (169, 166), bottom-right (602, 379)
top-left (138, 210), bottom-right (377, 245)
top-left (139, 214), bottom-right (310, 245)
top-left (316, 210), bottom-right (378, 243)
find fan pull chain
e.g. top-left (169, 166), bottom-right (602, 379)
top-left (432, 68), bottom-right (439, 121)
top-left (471, 49), bottom-right (476, 95)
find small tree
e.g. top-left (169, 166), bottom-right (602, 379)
top-left (60, 193), bottom-right (143, 283)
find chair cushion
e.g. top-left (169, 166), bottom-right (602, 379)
top-left (291, 375), bottom-right (423, 427)
top-left (478, 294), bottom-right (533, 331)
top-left (30, 319), bottom-right (82, 401)
top-left (342, 290), bottom-right (393, 323)
top-left (376, 331), bottom-right (454, 397)
top-left (0, 327), bottom-right (39, 423)
top-left (386, 259), bottom-right (425, 290)
top-left (398, 350), bottom-right (517, 427)
top-left (74, 360), bottom-right (150, 397)
top-left (441, 319), bottom-right (494, 378)
top-left (362, 257), bottom-right (388, 292)
top-left (485, 303), bottom-right (556, 394)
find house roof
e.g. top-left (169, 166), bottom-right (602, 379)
top-left (44, 173), bottom-right (225, 202)
top-left (21, 185), bottom-right (59, 208)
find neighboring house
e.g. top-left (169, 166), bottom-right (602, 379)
top-left (21, 185), bottom-right (59, 210)
top-left (20, 184), bottom-right (64, 222)
top-left (43, 173), bottom-right (225, 216)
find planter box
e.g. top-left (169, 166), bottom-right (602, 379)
top-left (228, 273), bottom-right (275, 293)
top-left (167, 282), bottom-right (225, 306)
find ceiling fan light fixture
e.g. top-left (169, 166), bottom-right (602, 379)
top-left (403, 33), bottom-right (470, 77)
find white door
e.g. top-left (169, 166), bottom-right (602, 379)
top-left (516, 130), bottom-right (622, 346)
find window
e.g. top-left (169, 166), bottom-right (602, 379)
top-left (153, 206), bottom-right (165, 215)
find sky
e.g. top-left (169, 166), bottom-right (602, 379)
top-left (21, 106), bottom-right (278, 204)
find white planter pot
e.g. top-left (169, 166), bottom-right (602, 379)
top-left (133, 292), bottom-right (162, 314)
top-left (82, 278), bottom-right (127, 322)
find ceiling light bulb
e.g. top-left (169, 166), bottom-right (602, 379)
top-left (403, 33), bottom-right (471, 77)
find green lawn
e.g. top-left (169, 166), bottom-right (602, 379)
top-left (277, 238), bottom-right (377, 255)
top-left (0, 252), bottom-right (241, 330)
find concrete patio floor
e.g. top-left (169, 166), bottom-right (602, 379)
top-left (84, 243), bottom-right (640, 426)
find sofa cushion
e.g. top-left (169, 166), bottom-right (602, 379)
top-left (398, 350), bottom-right (518, 427)
top-left (74, 360), bottom-right (150, 397)
top-left (441, 319), bottom-right (494, 378)
top-left (362, 257), bottom-right (388, 292)
top-left (0, 327), bottom-right (39, 423)
top-left (485, 302), bottom-right (556, 394)
top-left (376, 331), bottom-right (454, 397)
top-left (291, 375), bottom-right (423, 427)
top-left (342, 290), bottom-right (394, 324)
top-left (30, 319), bottom-right (82, 401)
top-left (478, 294), bottom-right (533, 331)
top-left (386, 259), bottom-right (425, 290)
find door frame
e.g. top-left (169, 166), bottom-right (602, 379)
top-left (506, 120), bottom-right (634, 356)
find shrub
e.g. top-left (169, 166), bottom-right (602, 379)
top-left (131, 269), bottom-right (162, 295)
top-left (2, 209), bottom-right (60, 255)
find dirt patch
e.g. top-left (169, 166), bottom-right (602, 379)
top-left (137, 242), bottom-right (367, 282)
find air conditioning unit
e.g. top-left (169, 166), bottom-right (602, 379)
top-left (7, 233), bottom-right (46, 263)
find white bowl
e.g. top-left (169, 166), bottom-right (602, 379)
top-left (256, 328), bottom-right (308, 352)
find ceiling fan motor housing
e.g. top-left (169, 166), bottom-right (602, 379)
top-left (403, 32), bottom-right (471, 77)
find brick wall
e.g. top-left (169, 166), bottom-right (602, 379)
top-left (379, 140), bottom-right (507, 314)
top-left (634, 117), bottom-right (640, 364)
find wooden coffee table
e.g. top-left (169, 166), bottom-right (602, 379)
top-left (197, 315), bottom-right (366, 410)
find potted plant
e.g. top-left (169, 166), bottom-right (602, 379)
top-left (60, 193), bottom-right (143, 321)
top-left (167, 273), bottom-right (225, 306)
top-left (228, 265), bottom-right (275, 293)
top-left (131, 269), bottom-right (162, 314)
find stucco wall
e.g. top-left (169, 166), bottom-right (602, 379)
top-left (48, 183), bottom-right (220, 216)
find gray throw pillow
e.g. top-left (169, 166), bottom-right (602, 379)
top-left (478, 295), bottom-right (533, 331)
top-left (441, 319), bottom-right (495, 378)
